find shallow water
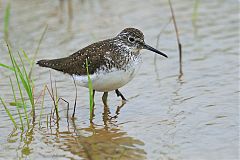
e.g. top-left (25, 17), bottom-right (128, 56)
top-left (0, 0), bottom-right (239, 160)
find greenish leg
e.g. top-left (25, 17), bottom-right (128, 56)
top-left (102, 92), bottom-right (108, 105)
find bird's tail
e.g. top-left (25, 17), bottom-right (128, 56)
top-left (36, 58), bottom-right (68, 73)
top-left (37, 59), bottom-right (55, 68)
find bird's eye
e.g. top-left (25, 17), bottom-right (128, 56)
top-left (128, 37), bottom-right (135, 43)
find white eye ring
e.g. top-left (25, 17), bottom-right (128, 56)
top-left (128, 37), bottom-right (135, 43)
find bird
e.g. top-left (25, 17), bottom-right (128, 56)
top-left (37, 28), bottom-right (167, 116)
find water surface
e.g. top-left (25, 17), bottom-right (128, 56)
top-left (0, 0), bottom-right (239, 159)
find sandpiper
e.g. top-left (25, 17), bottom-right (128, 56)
top-left (37, 27), bottom-right (167, 104)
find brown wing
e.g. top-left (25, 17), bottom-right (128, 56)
top-left (37, 39), bottom-right (113, 75)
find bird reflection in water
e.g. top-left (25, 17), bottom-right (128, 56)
top-left (41, 100), bottom-right (146, 160)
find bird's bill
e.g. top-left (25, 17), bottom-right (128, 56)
top-left (143, 44), bottom-right (168, 58)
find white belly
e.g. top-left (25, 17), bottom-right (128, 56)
top-left (73, 65), bottom-right (140, 92)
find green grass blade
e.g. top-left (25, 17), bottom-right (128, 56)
top-left (21, 49), bottom-right (32, 66)
top-left (38, 85), bottom-right (47, 127)
top-left (10, 77), bottom-right (24, 130)
top-left (192, 0), bottom-right (200, 24)
top-left (4, 2), bottom-right (10, 39)
top-left (13, 57), bottom-right (32, 103)
top-left (18, 52), bottom-right (34, 106)
top-left (9, 101), bottom-right (23, 107)
top-left (34, 25), bottom-right (48, 58)
top-left (0, 97), bottom-right (17, 128)
top-left (7, 44), bottom-right (29, 128)
top-left (0, 63), bottom-right (14, 71)
top-left (28, 25), bottom-right (48, 78)
top-left (13, 54), bottom-right (32, 126)
top-left (85, 59), bottom-right (94, 119)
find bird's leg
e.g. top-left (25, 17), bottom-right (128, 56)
top-left (102, 92), bottom-right (108, 105)
top-left (115, 89), bottom-right (127, 101)
top-left (72, 76), bottom-right (77, 118)
top-left (110, 101), bottom-right (126, 120)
